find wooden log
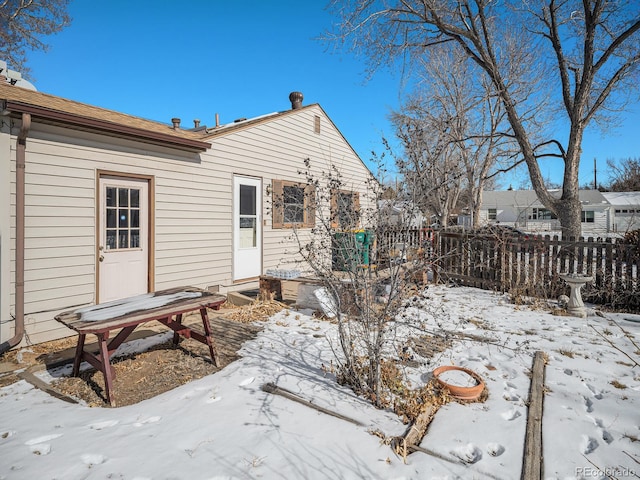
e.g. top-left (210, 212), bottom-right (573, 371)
top-left (403, 403), bottom-right (438, 448)
top-left (18, 368), bottom-right (78, 404)
top-left (521, 351), bottom-right (546, 480)
top-left (261, 382), bottom-right (365, 426)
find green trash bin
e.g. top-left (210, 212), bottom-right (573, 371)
top-left (332, 229), bottom-right (373, 271)
top-left (360, 229), bottom-right (374, 266)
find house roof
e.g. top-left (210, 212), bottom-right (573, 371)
top-left (602, 191), bottom-right (640, 206)
top-left (1, 83), bottom-right (371, 173)
top-left (198, 102), bottom-right (372, 175)
top-left (578, 189), bottom-right (609, 205)
top-left (0, 82), bottom-right (211, 152)
top-left (482, 190), bottom-right (544, 208)
top-left (482, 189), bottom-right (610, 208)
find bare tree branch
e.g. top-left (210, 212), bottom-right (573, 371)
top-left (0, 0), bottom-right (72, 76)
top-left (327, 0), bottom-right (640, 239)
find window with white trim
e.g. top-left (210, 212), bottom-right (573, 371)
top-left (581, 210), bottom-right (595, 223)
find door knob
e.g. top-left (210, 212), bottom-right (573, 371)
top-left (99, 255), bottom-right (104, 262)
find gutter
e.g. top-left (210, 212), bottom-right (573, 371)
top-left (0, 112), bottom-right (30, 355)
top-left (4, 100), bottom-right (210, 152)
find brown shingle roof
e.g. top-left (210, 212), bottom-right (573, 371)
top-left (0, 82), bottom-right (210, 151)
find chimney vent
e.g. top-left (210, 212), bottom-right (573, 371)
top-left (193, 119), bottom-right (200, 128)
top-left (171, 117), bottom-right (181, 129)
top-left (289, 91), bottom-right (303, 110)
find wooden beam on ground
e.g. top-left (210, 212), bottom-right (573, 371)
top-left (403, 404), bottom-right (438, 448)
top-left (261, 382), bottom-right (365, 426)
top-left (521, 351), bottom-right (546, 480)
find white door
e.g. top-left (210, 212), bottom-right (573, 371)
top-left (233, 176), bottom-right (262, 280)
top-left (98, 177), bottom-right (149, 302)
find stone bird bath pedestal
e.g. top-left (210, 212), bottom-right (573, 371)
top-left (559, 273), bottom-right (593, 318)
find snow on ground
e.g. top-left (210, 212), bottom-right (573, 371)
top-left (1, 285), bottom-right (639, 479)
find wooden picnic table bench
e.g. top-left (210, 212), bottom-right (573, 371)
top-left (55, 286), bottom-right (226, 407)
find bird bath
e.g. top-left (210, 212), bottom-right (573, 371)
top-left (559, 273), bottom-right (593, 318)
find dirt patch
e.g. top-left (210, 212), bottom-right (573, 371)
top-left (1, 305), bottom-right (275, 407)
top-left (55, 316), bottom-right (264, 407)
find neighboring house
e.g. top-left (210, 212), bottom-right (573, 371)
top-left (601, 192), bottom-right (640, 234)
top-left (377, 200), bottom-right (427, 228)
top-left (1, 82), bottom-right (374, 346)
top-left (475, 189), bottom-right (613, 234)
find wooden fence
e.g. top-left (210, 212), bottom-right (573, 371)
top-left (434, 231), bottom-right (639, 310)
top-left (376, 228), bottom-right (639, 310)
top-left (375, 227), bottom-right (435, 264)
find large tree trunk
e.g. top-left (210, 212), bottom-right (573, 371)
top-left (556, 195), bottom-right (582, 239)
top-left (556, 122), bottom-right (584, 239)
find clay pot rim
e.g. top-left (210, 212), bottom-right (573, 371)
top-left (433, 365), bottom-right (485, 401)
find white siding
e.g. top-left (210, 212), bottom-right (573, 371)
top-left (581, 209), bottom-right (609, 235)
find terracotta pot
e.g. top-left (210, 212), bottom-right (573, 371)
top-left (433, 365), bottom-right (485, 401)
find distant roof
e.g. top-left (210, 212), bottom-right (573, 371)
top-left (602, 191), bottom-right (640, 206)
top-left (578, 189), bottom-right (609, 204)
top-left (482, 189), bottom-right (609, 206)
top-left (482, 190), bottom-right (542, 207)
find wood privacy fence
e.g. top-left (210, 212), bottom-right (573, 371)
top-left (375, 227), bottom-right (436, 263)
top-left (376, 228), bottom-right (639, 311)
top-left (434, 231), bottom-right (639, 310)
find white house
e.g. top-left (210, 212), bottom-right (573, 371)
top-left (475, 189), bottom-right (614, 234)
top-left (601, 192), bottom-right (640, 234)
top-left (377, 200), bottom-right (427, 228)
top-left (1, 81), bottom-right (374, 348)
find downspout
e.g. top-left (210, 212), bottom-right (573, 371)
top-left (0, 112), bottom-right (30, 355)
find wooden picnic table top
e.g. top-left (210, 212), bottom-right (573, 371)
top-left (55, 286), bottom-right (227, 335)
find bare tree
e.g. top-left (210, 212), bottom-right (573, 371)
top-left (0, 0), bottom-right (72, 75)
top-left (391, 47), bottom-right (516, 228)
top-left (607, 157), bottom-right (640, 191)
top-left (460, 75), bottom-right (517, 229)
top-left (269, 158), bottom-right (431, 408)
top-left (391, 96), bottom-right (466, 229)
top-left (328, 0), bottom-right (640, 239)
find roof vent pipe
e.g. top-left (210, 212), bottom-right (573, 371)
top-left (289, 91), bottom-right (303, 110)
top-left (215, 113), bottom-right (219, 128)
top-left (171, 117), bottom-right (181, 129)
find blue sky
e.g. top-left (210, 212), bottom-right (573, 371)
top-left (21, 0), bottom-right (640, 188)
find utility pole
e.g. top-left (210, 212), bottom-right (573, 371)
top-left (593, 158), bottom-right (597, 190)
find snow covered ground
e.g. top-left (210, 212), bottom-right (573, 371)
top-left (1, 285), bottom-right (639, 479)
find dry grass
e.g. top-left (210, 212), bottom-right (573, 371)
top-left (610, 379), bottom-right (628, 389)
top-left (557, 348), bottom-right (577, 358)
top-left (223, 296), bottom-right (289, 323)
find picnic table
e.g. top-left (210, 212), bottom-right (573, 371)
top-left (55, 286), bottom-right (226, 406)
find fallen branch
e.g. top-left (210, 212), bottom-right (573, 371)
top-left (396, 403), bottom-right (439, 454)
top-left (384, 435), bottom-right (507, 480)
top-left (18, 366), bottom-right (78, 404)
top-left (387, 402), bottom-right (440, 465)
top-left (623, 450), bottom-right (640, 466)
top-left (609, 318), bottom-right (640, 354)
top-left (589, 325), bottom-right (640, 368)
top-left (581, 454), bottom-right (618, 480)
top-left (261, 382), bottom-right (365, 426)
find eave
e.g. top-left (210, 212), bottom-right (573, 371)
top-left (3, 100), bottom-right (211, 152)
